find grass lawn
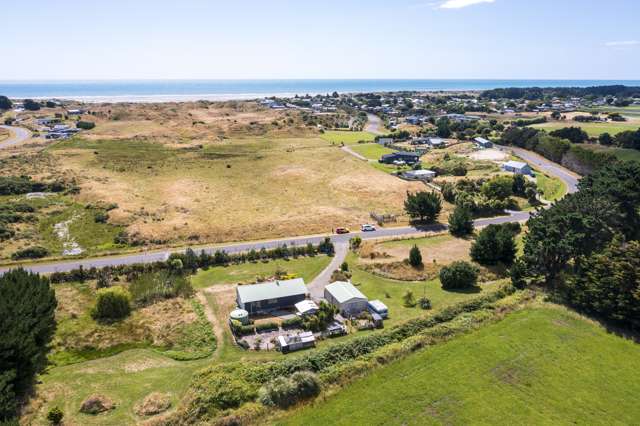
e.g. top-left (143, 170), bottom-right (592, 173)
top-left (531, 120), bottom-right (639, 136)
top-left (320, 130), bottom-right (376, 145)
top-left (282, 305), bottom-right (640, 425)
top-left (349, 142), bottom-right (395, 160)
top-left (190, 255), bottom-right (332, 289)
top-left (577, 143), bottom-right (640, 162)
top-left (535, 171), bottom-right (566, 201)
top-left (30, 349), bottom-right (212, 425)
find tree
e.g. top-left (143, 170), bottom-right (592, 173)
top-left (408, 245), bottom-right (423, 267)
top-left (470, 224), bottom-right (517, 265)
top-left (598, 132), bottom-right (613, 146)
top-left (0, 269), bottom-right (57, 421)
top-left (436, 117), bottom-right (451, 138)
top-left (439, 261), bottom-right (479, 290)
top-left (47, 407), bottom-right (64, 425)
top-left (0, 95), bottom-right (12, 111)
top-left (76, 121), bottom-right (95, 130)
top-left (549, 126), bottom-right (588, 144)
top-left (448, 205), bottom-right (474, 237)
top-left (565, 236), bottom-right (640, 328)
top-left (91, 287), bottom-right (131, 321)
top-left (404, 191), bottom-right (442, 223)
top-left (23, 99), bottom-right (41, 111)
top-left (481, 176), bottom-right (513, 201)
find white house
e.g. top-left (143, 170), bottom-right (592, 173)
top-left (324, 281), bottom-right (368, 316)
top-left (428, 137), bottom-right (445, 148)
top-left (295, 300), bottom-right (319, 316)
top-left (402, 169), bottom-right (436, 181)
top-left (502, 160), bottom-right (532, 175)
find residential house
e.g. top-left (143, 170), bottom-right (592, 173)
top-left (379, 151), bottom-right (421, 165)
top-left (402, 169), bottom-right (436, 181)
top-left (236, 278), bottom-right (308, 315)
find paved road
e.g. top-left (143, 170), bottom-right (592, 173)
top-left (0, 211), bottom-right (529, 275)
top-left (0, 125), bottom-right (31, 149)
top-left (365, 113), bottom-right (384, 135)
top-left (497, 145), bottom-right (580, 194)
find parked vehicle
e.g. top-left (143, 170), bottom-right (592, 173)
top-left (361, 224), bottom-right (376, 232)
top-left (335, 227), bottom-right (350, 234)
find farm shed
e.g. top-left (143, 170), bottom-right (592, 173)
top-left (402, 169), bottom-right (436, 181)
top-left (324, 281), bottom-right (368, 316)
top-left (474, 137), bottom-right (493, 148)
top-left (295, 300), bottom-right (319, 316)
top-left (502, 160), bottom-right (532, 175)
top-left (278, 331), bottom-right (316, 354)
top-left (236, 278), bottom-right (308, 315)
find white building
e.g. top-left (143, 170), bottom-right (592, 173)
top-left (324, 281), bottom-right (368, 316)
top-left (502, 160), bottom-right (532, 175)
top-left (402, 169), bottom-right (436, 181)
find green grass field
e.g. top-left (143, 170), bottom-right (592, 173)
top-left (577, 143), bottom-right (640, 162)
top-left (190, 255), bottom-right (332, 289)
top-left (282, 306), bottom-right (640, 425)
top-left (349, 143), bottom-right (395, 160)
top-left (531, 120), bottom-right (639, 136)
top-left (320, 130), bottom-right (376, 145)
top-left (535, 171), bottom-right (566, 201)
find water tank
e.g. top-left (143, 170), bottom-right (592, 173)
top-left (230, 309), bottom-right (250, 325)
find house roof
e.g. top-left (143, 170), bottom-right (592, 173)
top-left (474, 137), bottom-right (491, 144)
top-left (405, 169), bottom-right (435, 176)
top-left (237, 278), bottom-right (308, 304)
top-left (503, 160), bottom-right (529, 169)
top-left (382, 151), bottom-right (420, 159)
top-left (325, 281), bottom-right (367, 304)
top-left (295, 300), bottom-right (319, 314)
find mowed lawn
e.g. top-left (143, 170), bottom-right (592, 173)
top-left (349, 142), bottom-right (395, 160)
top-left (320, 130), bottom-right (376, 145)
top-left (531, 120), bottom-right (639, 136)
top-left (282, 306), bottom-right (640, 425)
top-left (190, 255), bottom-right (332, 289)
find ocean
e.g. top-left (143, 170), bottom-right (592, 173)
top-left (1, 79), bottom-right (639, 103)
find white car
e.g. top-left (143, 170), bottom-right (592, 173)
top-left (361, 224), bottom-right (376, 232)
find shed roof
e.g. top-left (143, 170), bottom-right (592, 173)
top-left (295, 300), bottom-right (319, 314)
top-left (368, 299), bottom-right (389, 312)
top-left (474, 137), bottom-right (491, 144)
top-left (503, 160), bottom-right (529, 169)
top-left (237, 278), bottom-right (307, 304)
top-left (325, 281), bottom-right (367, 304)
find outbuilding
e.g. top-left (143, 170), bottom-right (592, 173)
top-left (367, 300), bottom-right (389, 318)
top-left (402, 169), bottom-right (436, 181)
top-left (295, 300), bottom-right (319, 316)
top-left (277, 331), bottom-right (316, 354)
top-left (474, 137), bottom-right (493, 149)
top-left (324, 281), bottom-right (368, 316)
top-left (502, 160), bottom-right (532, 175)
top-left (379, 151), bottom-right (421, 165)
top-left (236, 278), bottom-right (308, 315)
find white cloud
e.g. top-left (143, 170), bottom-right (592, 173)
top-left (604, 40), bottom-right (639, 47)
top-left (439, 0), bottom-right (495, 9)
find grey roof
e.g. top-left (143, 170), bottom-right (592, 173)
top-left (474, 137), bottom-right (491, 144)
top-left (237, 278), bottom-right (307, 304)
top-left (368, 299), bottom-right (389, 312)
top-left (325, 281), bottom-right (367, 304)
top-left (503, 160), bottom-right (529, 169)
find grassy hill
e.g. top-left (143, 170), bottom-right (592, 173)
top-left (281, 306), bottom-right (640, 425)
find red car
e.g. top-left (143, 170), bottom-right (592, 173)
top-left (335, 227), bottom-right (350, 234)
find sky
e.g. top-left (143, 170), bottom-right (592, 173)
top-left (2, 0), bottom-right (639, 80)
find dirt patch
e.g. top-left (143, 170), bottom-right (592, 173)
top-left (361, 261), bottom-right (440, 281)
top-left (360, 237), bottom-right (472, 265)
top-left (80, 394), bottom-right (115, 414)
top-left (468, 148), bottom-right (507, 161)
top-left (134, 392), bottom-right (172, 416)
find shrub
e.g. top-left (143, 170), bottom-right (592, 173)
top-left (481, 176), bottom-right (513, 201)
top-left (46, 407), bottom-right (63, 425)
top-left (402, 289), bottom-right (416, 307)
top-left (418, 296), bottom-right (432, 310)
top-left (11, 246), bottom-right (49, 260)
top-left (91, 287), bottom-right (131, 321)
top-left (282, 317), bottom-right (303, 328)
top-left (258, 371), bottom-right (321, 408)
top-left (23, 99), bottom-right (41, 111)
top-left (439, 261), bottom-right (479, 290)
top-left (94, 211), bottom-right (109, 223)
top-left (340, 262), bottom-right (349, 272)
top-left (255, 322), bottom-right (279, 332)
top-left (76, 120), bottom-right (96, 130)
top-left (448, 205), bottom-right (474, 237)
top-left (408, 245), bottom-right (423, 267)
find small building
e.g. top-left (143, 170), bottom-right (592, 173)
top-left (410, 137), bottom-right (430, 145)
top-left (428, 137), bottom-right (445, 148)
top-left (405, 116), bottom-right (421, 125)
top-left (377, 137), bottom-right (393, 146)
top-left (367, 300), bottom-right (389, 318)
top-left (474, 137), bottom-right (493, 149)
top-left (236, 278), bottom-right (308, 315)
top-left (229, 308), bottom-right (250, 325)
top-left (324, 281), bottom-right (368, 316)
top-left (278, 331), bottom-right (316, 354)
top-left (379, 151), bottom-right (421, 165)
top-left (502, 160), bottom-right (532, 175)
top-left (295, 300), bottom-right (319, 316)
top-left (325, 321), bottom-right (348, 337)
top-left (67, 109), bottom-right (83, 115)
top-left (402, 169), bottom-right (436, 181)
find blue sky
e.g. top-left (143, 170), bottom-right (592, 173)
top-left (2, 0), bottom-right (639, 80)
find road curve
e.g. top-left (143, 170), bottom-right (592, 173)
top-left (496, 145), bottom-right (580, 194)
top-left (0, 211), bottom-right (530, 276)
top-left (0, 125), bottom-right (31, 149)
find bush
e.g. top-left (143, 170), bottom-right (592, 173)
top-left (46, 407), bottom-right (63, 425)
top-left (282, 317), bottom-right (303, 328)
top-left (439, 261), bottom-right (479, 290)
top-left (128, 271), bottom-right (193, 306)
top-left (258, 371), bottom-right (321, 408)
top-left (255, 322), bottom-right (279, 332)
top-left (76, 120), bottom-right (96, 130)
top-left (470, 223), bottom-right (517, 266)
top-left (550, 126), bottom-right (588, 144)
top-left (448, 205), bottom-right (474, 237)
top-left (23, 99), bottom-right (41, 111)
top-left (91, 287), bottom-right (131, 321)
top-left (481, 176), bottom-right (513, 201)
top-left (11, 246), bottom-right (49, 260)
top-left (418, 296), bottom-right (432, 310)
top-left (94, 211), bottom-right (109, 223)
top-left (402, 289), bottom-right (416, 307)
top-left (408, 245), bottom-right (423, 267)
